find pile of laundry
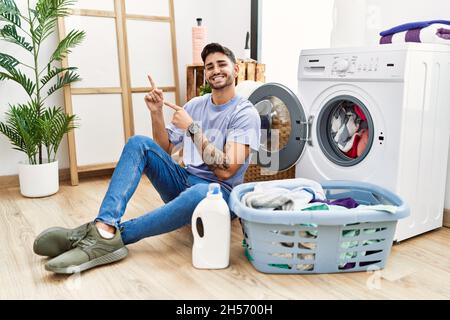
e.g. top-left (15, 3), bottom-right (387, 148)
top-left (380, 20), bottom-right (450, 45)
top-left (330, 103), bottom-right (369, 159)
top-left (241, 178), bottom-right (396, 213)
top-left (241, 178), bottom-right (396, 271)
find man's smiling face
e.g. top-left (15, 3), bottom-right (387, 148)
top-left (204, 52), bottom-right (238, 90)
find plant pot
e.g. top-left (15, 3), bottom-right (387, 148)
top-left (18, 160), bottom-right (59, 198)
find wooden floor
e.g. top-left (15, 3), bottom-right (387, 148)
top-left (1, 176), bottom-right (449, 300)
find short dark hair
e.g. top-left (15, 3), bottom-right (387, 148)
top-left (201, 43), bottom-right (236, 64)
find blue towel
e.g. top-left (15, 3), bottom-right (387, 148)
top-left (380, 20), bottom-right (450, 36)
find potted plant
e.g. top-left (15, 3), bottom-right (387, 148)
top-left (0, 0), bottom-right (84, 197)
top-left (199, 82), bottom-right (211, 96)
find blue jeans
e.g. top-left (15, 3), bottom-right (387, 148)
top-left (95, 135), bottom-right (231, 245)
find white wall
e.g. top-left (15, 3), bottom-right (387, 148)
top-left (207, 0), bottom-right (251, 61)
top-left (260, 0), bottom-right (335, 91)
top-left (174, 0), bottom-right (250, 104)
top-left (259, 0), bottom-right (450, 88)
top-left (0, 0), bottom-right (250, 176)
top-left (331, 0), bottom-right (450, 47)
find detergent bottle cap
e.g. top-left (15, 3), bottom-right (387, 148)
top-left (207, 183), bottom-right (222, 197)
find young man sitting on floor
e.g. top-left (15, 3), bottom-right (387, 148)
top-left (33, 43), bottom-right (261, 274)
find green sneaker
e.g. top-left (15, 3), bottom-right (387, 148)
top-left (33, 223), bottom-right (90, 258)
top-left (45, 222), bottom-right (128, 274)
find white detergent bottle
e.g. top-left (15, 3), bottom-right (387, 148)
top-left (192, 183), bottom-right (230, 269)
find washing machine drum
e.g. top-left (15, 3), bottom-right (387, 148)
top-left (237, 81), bottom-right (306, 172)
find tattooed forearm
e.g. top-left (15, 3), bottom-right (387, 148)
top-left (191, 132), bottom-right (231, 171)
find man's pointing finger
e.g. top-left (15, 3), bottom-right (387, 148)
top-left (164, 101), bottom-right (183, 111)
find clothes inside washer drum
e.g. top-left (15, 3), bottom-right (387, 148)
top-left (330, 102), bottom-right (370, 159)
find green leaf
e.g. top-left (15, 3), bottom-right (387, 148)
top-left (38, 107), bottom-right (56, 160)
top-left (0, 121), bottom-right (23, 151)
top-left (0, 24), bottom-right (33, 51)
top-left (199, 83), bottom-right (212, 96)
top-left (39, 106), bottom-right (78, 161)
top-left (46, 70), bottom-right (80, 96)
top-left (0, 0), bottom-right (21, 28)
top-left (50, 29), bottom-right (85, 62)
top-left (0, 52), bottom-right (20, 72)
top-left (32, 0), bottom-right (77, 44)
top-left (35, 0), bottom-right (76, 24)
top-left (0, 102), bottom-right (41, 163)
top-left (32, 18), bottom-right (56, 44)
top-left (0, 68), bottom-right (36, 96)
top-left (40, 66), bottom-right (77, 87)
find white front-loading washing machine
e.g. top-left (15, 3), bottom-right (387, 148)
top-left (237, 43), bottom-right (450, 241)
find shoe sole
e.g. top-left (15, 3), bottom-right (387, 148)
top-left (45, 247), bottom-right (129, 274)
top-left (33, 227), bottom-right (71, 257)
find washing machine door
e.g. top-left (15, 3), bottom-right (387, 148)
top-left (248, 83), bottom-right (307, 171)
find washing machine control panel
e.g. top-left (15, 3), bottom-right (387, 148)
top-left (332, 55), bottom-right (380, 76)
top-left (334, 58), bottom-right (351, 72)
top-left (300, 51), bottom-right (406, 80)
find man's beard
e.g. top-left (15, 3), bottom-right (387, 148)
top-left (208, 74), bottom-right (234, 90)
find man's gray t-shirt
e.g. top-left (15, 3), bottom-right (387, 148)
top-left (166, 94), bottom-right (261, 192)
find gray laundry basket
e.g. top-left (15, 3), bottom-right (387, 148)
top-left (229, 180), bottom-right (409, 274)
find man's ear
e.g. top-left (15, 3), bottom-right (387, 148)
top-left (234, 63), bottom-right (239, 78)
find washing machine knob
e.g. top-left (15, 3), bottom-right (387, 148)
top-left (335, 59), bottom-right (350, 72)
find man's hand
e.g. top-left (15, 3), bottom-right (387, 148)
top-left (164, 101), bottom-right (193, 130)
top-left (144, 75), bottom-right (164, 113)
top-left (164, 101), bottom-right (249, 181)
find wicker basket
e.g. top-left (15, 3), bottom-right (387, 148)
top-left (244, 165), bottom-right (296, 183)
